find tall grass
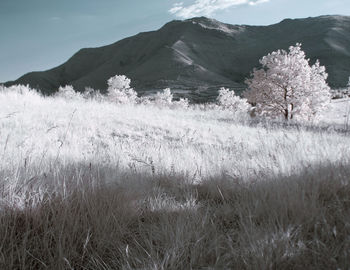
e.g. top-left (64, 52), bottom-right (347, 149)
top-left (0, 163), bottom-right (349, 269)
top-left (0, 87), bottom-right (349, 269)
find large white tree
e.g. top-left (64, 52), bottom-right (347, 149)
top-left (244, 43), bottom-right (331, 120)
top-left (107, 75), bottom-right (138, 104)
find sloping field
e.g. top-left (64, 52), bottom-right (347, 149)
top-left (1, 88), bottom-right (349, 181)
top-left (321, 97), bottom-right (350, 126)
top-left (0, 88), bottom-right (349, 269)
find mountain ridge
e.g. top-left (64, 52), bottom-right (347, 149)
top-left (4, 15), bottom-right (350, 102)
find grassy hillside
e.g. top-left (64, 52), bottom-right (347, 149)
top-left (0, 87), bottom-right (349, 269)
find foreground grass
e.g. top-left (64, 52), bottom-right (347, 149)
top-left (0, 163), bottom-right (349, 269)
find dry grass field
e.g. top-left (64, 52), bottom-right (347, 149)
top-left (0, 86), bottom-right (349, 269)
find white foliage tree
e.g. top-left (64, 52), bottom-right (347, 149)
top-left (217, 87), bottom-right (251, 113)
top-left (154, 88), bottom-right (173, 106)
top-left (153, 88), bottom-right (190, 109)
top-left (56, 85), bottom-right (82, 100)
top-left (107, 75), bottom-right (138, 104)
top-left (244, 43), bottom-right (331, 120)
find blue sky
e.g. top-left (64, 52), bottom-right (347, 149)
top-left (1, 0), bottom-right (350, 82)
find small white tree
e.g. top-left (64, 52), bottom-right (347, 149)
top-left (217, 87), bottom-right (251, 113)
top-left (154, 88), bottom-right (173, 106)
top-left (107, 75), bottom-right (138, 104)
top-left (244, 43), bottom-right (331, 120)
top-left (56, 85), bottom-right (82, 100)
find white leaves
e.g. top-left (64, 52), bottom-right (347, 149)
top-left (56, 85), bottom-right (82, 100)
top-left (56, 85), bottom-right (105, 102)
top-left (107, 75), bottom-right (131, 91)
top-left (107, 75), bottom-right (138, 105)
top-left (154, 88), bottom-right (173, 106)
top-left (217, 87), bottom-right (251, 113)
top-left (153, 88), bottom-right (190, 109)
top-left (244, 43), bottom-right (331, 121)
top-left (53, 77), bottom-right (189, 110)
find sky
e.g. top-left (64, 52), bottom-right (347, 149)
top-left (1, 0), bottom-right (350, 82)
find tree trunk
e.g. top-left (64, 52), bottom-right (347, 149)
top-left (284, 88), bottom-right (288, 120)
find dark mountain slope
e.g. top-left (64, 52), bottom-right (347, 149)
top-left (5, 15), bottom-right (350, 102)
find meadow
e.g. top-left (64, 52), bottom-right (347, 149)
top-left (0, 86), bottom-right (349, 269)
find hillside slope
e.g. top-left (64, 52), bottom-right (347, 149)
top-left (5, 15), bottom-right (350, 102)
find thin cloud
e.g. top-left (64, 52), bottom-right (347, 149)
top-left (169, 0), bottom-right (270, 18)
top-left (249, 0), bottom-right (269, 6)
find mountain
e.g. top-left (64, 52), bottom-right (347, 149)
top-left (4, 15), bottom-right (350, 102)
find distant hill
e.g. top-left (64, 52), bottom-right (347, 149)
top-left (5, 15), bottom-right (350, 102)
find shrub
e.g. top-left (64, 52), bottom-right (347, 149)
top-left (154, 88), bottom-right (173, 106)
top-left (217, 87), bottom-right (251, 113)
top-left (56, 85), bottom-right (82, 100)
top-left (107, 75), bottom-right (138, 104)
